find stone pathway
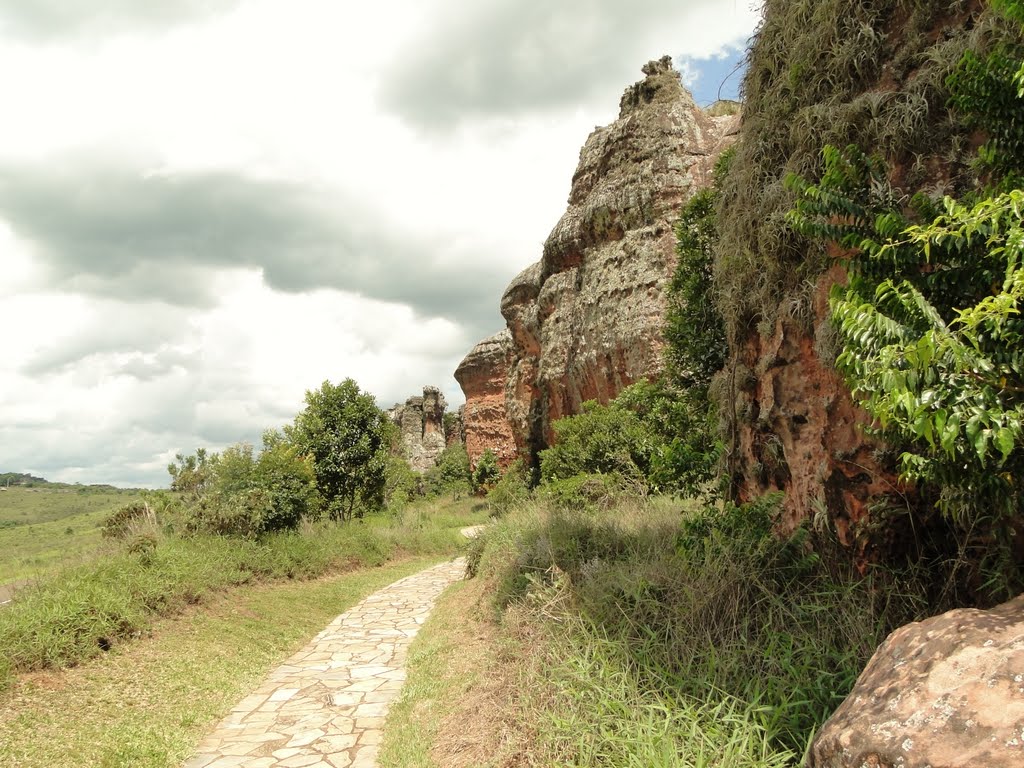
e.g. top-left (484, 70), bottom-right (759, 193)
top-left (183, 558), bottom-right (467, 768)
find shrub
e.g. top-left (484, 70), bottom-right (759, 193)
top-left (539, 473), bottom-right (624, 511)
top-left (101, 501), bottom-right (157, 539)
top-left (486, 459), bottom-right (531, 516)
top-left (539, 401), bottom-right (656, 488)
top-left (424, 444), bottom-right (472, 498)
top-left (473, 496), bottom-right (930, 756)
top-left (471, 449), bottom-right (501, 492)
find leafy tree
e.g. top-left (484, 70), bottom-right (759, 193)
top-left (167, 447), bottom-right (214, 500)
top-left (615, 380), bottom-right (720, 497)
top-left (254, 431), bottom-right (320, 530)
top-left (539, 402), bottom-right (656, 489)
top-left (472, 449), bottom-right (501, 492)
top-left (289, 379), bottom-right (392, 521)
top-left (170, 436), bottom-right (318, 536)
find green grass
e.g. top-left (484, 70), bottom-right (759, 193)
top-left (467, 494), bottom-right (931, 764)
top-left (379, 581), bottom-right (469, 768)
top-left (0, 495), bottom-right (489, 690)
top-left (0, 557), bottom-right (435, 768)
top-left (379, 573), bottom-right (529, 768)
top-left (0, 486), bottom-right (138, 584)
top-left (0, 508), bottom-right (111, 584)
top-left (514, 612), bottom-right (796, 768)
top-left (0, 486), bottom-right (136, 526)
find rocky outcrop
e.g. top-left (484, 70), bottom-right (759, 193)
top-left (445, 406), bottom-right (465, 449)
top-left (715, 0), bottom-right (987, 546)
top-left (809, 593), bottom-right (1024, 768)
top-left (387, 386), bottom-right (449, 473)
top-left (453, 330), bottom-right (517, 469)
top-left (459, 57), bottom-right (739, 460)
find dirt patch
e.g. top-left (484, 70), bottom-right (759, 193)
top-left (0, 579), bottom-right (31, 605)
top-left (429, 580), bottom-right (535, 768)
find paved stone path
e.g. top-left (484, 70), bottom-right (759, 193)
top-left (183, 557), bottom-right (468, 768)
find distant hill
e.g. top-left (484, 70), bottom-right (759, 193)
top-left (0, 472), bottom-right (126, 492)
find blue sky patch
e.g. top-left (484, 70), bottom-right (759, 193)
top-left (676, 46), bottom-right (747, 105)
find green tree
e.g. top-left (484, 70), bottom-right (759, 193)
top-left (167, 447), bottom-right (214, 501)
top-left (665, 148), bottom-right (731, 389)
top-left (254, 431), bottom-right (320, 530)
top-left (289, 379), bottom-right (392, 521)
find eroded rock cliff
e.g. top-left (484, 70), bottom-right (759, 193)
top-left (459, 57), bottom-right (738, 463)
top-left (715, 0), bottom-right (986, 548)
top-left (387, 386), bottom-right (450, 473)
top-left (454, 330), bottom-right (517, 469)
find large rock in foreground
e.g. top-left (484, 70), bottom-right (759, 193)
top-left (809, 594), bottom-right (1024, 768)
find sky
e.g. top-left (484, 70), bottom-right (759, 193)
top-left (0, 0), bottom-right (762, 487)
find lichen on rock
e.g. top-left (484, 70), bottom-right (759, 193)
top-left (809, 593), bottom-right (1024, 768)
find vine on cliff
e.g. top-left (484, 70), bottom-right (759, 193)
top-left (787, 0), bottom-right (1024, 597)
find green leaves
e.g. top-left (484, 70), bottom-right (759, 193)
top-left (290, 378), bottom-right (392, 521)
top-left (790, 85), bottom-right (1024, 526)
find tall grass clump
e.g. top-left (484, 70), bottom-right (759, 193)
top-left (471, 496), bottom-right (930, 760)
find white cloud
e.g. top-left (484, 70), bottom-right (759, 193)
top-left (0, 0), bottom-right (761, 485)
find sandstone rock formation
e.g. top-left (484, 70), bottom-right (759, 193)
top-left (387, 386), bottom-right (449, 473)
top-left (445, 406), bottom-right (465, 449)
top-left (458, 57), bottom-right (739, 462)
top-left (453, 330), bottom-right (517, 469)
top-left (809, 593), bottom-right (1024, 768)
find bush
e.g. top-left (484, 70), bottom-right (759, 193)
top-left (383, 454), bottom-right (419, 513)
top-left (472, 449), bottom-right (501, 492)
top-left (486, 459), bottom-right (531, 516)
top-left (539, 401), bottom-right (657, 488)
top-left (472, 496), bottom-right (930, 756)
top-left (424, 444), bottom-right (472, 498)
top-left (101, 501), bottom-right (157, 539)
top-left (539, 473), bottom-right (624, 511)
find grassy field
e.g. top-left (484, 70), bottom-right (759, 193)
top-left (0, 486), bottom-right (136, 526)
top-left (0, 557), bottom-right (437, 768)
top-left (0, 486), bottom-right (138, 584)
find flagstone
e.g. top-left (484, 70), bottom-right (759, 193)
top-left (180, 558), bottom-right (466, 767)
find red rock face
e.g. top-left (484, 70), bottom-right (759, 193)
top-left (729, 267), bottom-right (897, 551)
top-left (453, 330), bottom-right (517, 470)
top-left (489, 58), bottom-right (739, 458)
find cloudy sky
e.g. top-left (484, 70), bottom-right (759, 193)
top-left (0, 0), bottom-right (761, 487)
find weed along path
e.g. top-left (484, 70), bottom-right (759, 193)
top-left (182, 558), bottom-right (468, 768)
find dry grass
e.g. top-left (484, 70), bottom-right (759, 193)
top-left (379, 576), bottom-right (534, 768)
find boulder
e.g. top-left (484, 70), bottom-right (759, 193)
top-left (809, 594), bottom-right (1024, 768)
